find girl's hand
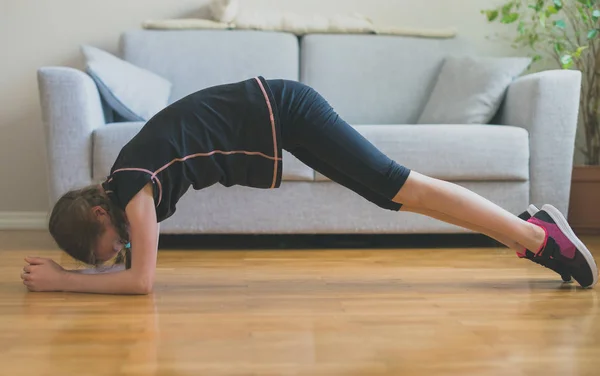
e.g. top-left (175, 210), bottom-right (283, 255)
top-left (21, 257), bottom-right (66, 292)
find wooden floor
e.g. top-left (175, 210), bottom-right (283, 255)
top-left (2, 231), bottom-right (600, 376)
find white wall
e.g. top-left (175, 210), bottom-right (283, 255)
top-left (0, 0), bottom-right (522, 215)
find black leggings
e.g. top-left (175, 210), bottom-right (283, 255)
top-left (267, 79), bottom-right (411, 211)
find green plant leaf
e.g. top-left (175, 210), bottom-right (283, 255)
top-left (553, 0), bottom-right (563, 9)
top-left (502, 2), bottom-right (514, 15)
top-left (574, 45), bottom-right (589, 58)
top-left (547, 5), bottom-right (558, 15)
top-left (588, 29), bottom-right (598, 39)
top-left (560, 54), bottom-right (574, 68)
top-left (532, 54), bottom-right (543, 63)
top-left (502, 13), bottom-right (520, 24)
top-left (484, 10), bottom-right (500, 22)
top-left (554, 20), bottom-right (567, 29)
top-left (554, 42), bottom-right (564, 54)
top-left (593, 9), bottom-right (600, 21)
top-left (518, 21), bottom-right (526, 35)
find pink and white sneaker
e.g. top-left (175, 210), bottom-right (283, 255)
top-left (524, 204), bottom-right (598, 288)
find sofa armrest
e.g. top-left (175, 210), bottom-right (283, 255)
top-left (499, 69), bottom-right (582, 215)
top-left (37, 67), bottom-right (105, 205)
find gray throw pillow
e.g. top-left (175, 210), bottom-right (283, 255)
top-left (418, 56), bottom-right (531, 124)
top-left (81, 45), bottom-right (172, 122)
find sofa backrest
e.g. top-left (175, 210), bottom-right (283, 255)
top-left (120, 30), bottom-right (300, 103)
top-left (120, 30), bottom-right (473, 125)
top-left (300, 34), bottom-right (473, 124)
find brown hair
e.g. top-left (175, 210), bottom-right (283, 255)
top-left (48, 184), bottom-right (130, 267)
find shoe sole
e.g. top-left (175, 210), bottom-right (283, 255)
top-left (542, 204), bottom-right (598, 288)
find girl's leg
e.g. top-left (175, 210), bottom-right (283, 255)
top-left (274, 80), bottom-right (543, 253)
top-left (400, 205), bottom-right (524, 253)
top-left (393, 171), bottom-right (546, 253)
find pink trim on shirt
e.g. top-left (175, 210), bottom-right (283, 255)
top-left (153, 150), bottom-right (281, 176)
top-left (113, 167), bottom-right (155, 175)
top-left (254, 77), bottom-right (279, 189)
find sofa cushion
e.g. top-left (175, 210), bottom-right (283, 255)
top-left (300, 34), bottom-right (473, 125)
top-left (81, 45), bottom-right (172, 121)
top-left (315, 124), bottom-right (529, 182)
top-left (120, 30), bottom-right (299, 103)
top-left (418, 56), bottom-right (531, 125)
top-left (92, 122), bottom-right (313, 182)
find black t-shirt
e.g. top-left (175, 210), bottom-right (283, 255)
top-left (102, 76), bottom-right (282, 222)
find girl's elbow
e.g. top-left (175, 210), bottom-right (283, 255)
top-left (136, 277), bottom-right (154, 295)
top-left (129, 271), bottom-right (154, 295)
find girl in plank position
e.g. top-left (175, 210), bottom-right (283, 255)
top-left (22, 77), bottom-right (598, 293)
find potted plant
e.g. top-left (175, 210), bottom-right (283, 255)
top-left (484, 0), bottom-right (600, 234)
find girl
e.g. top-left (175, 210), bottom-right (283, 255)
top-left (22, 77), bottom-right (598, 294)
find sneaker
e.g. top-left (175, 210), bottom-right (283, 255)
top-left (515, 205), bottom-right (572, 282)
top-left (526, 204), bottom-right (598, 288)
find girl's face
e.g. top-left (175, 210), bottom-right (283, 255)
top-left (93, 207), bottom-right (126, 264)
top-left (95, 224), bottom-right (124, 264)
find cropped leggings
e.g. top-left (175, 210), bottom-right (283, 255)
top-left (267, 79), bottom-right (411, 211)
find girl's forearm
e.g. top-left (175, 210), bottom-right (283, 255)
top-left (60, 268), bottom-right (152, 295)
top-left (68, 264), bottom-right (126, 274)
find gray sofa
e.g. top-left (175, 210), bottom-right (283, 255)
top-left (38, 30), bottom-right (581, 234)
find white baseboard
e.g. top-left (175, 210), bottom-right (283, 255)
top-left (0, 212), bottom-right (47, 230)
